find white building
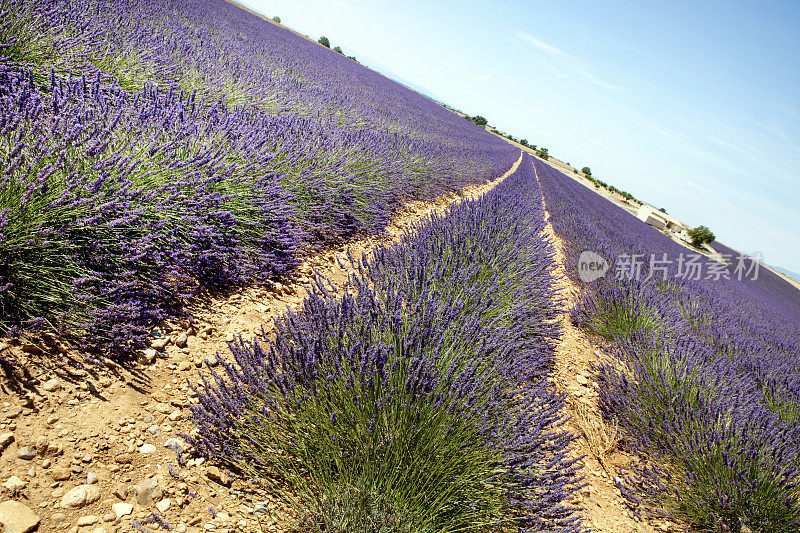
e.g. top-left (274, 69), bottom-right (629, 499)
top-left (637, 205), bottom-right (692, 241)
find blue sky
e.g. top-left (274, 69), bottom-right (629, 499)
top-left (244, 0), bottom-right (800, 273)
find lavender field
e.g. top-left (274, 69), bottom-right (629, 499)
top-left (3, 0), bottom-right (800, 531)
top-left (0, 0), bottom-right (516, 355)
top-left (191, 154), bottom-right (584, 530)
top-left (536, 158), bottom-right (800, 531)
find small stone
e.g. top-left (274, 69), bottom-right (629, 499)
top-left (204, 355), bottom-right (219, 367)
top-left (155, 403), bottom-right (171, 414)
top-left (0, 433), bottom-right (14, 449)
top-left (576, 374), bottom-right (589, 386)
top-left (135, 476), bottom-right (161, 506)
top-left (205, 466), bottom-right (231, 486)
top-left (138, 443), bottom-right (157, 454)
top-left (3, 407), bottom-right (22, 419)
top-left (177, 361), bottom-right (192, 372)
top-left (150, 337), bottom-right (168, 351)
top-left (148, 424), bottom-right (161, 436)
top-left (76, 515), bottom-right (98, 526)
top-left (155, 498), bottom-right (171, 512)
top-left (87, 471), bottom-right (97, 484)
top-left (0, 500), bottom-right (40, 533)
top-left (114, 453), bottom-right (132, 464)
top-left (16, 446), bottom-right (36, 460)
top-left (740, 527), bottom-right (753, 533)
top-left (112, 502), bottom-right (133, 518)
top-left (41, 458), bottom-right (51, 468)
top-left (42, 378), bottom-right (62, 392)
top-left (3, 476), bottom-right (26, 495)
top-left (60, 484), bottom-right (101, 509)
top-left (175, 333), bottom-right (188, 348)
top-left (112, 485), bottom-right (127, 500)
top-left (140, 349), bottom-right (158, 364)
top-left (164, 438), bottom-right (183, 455)
top-left (168, 410), bottom-right (182, 421)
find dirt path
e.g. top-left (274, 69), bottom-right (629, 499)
top-left (0, 153), bottom-right (523, 533)
top-left (532, 163), bottom-right (678, 533)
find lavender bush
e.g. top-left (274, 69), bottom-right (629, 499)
top-left (0, 0), bottom-right (517, 355)
top-left (189, 155), bottom-right (584, 531)
top-left (536, 158), bottom-right (800, 531)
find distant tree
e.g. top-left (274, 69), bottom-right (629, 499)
top-left (581, 166), bottom-right (591, 176)
top-left (520, 139), bottom-right (529, 146)
top-left (469, 115), bottom-right (488, 127)
top-left (531, 145), bottom-right (537, 150)
top-left (272, 15), bottom-right (281, 23)
top-left (535, 147), bottom-right (549, 160)
top-left (688, 225), bottom-right (715, 247)
top-left (318, 36), bottom-right (330, 48)
top-left (333, 46), bottom-right (344, 54)
top-left (659, 207), bottom-right (668, 214)
top-left (347, 55), bottom-right (358, 62)
top-left (573, 169), bottom-right (578, 173)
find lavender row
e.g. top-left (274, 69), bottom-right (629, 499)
top-left (535, 158), bottom-right (800, 531)
top-left (188, 154), bottom-right (584, 531)
top-left (0, 0), bottom-right (517, 355)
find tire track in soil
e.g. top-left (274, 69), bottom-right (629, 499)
top-left (533, 159), bottom-right (671, 533)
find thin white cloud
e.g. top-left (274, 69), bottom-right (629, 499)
top-left (515, 31), bottom-right (574, 59)
top-left (573, 67), bottom-right (627, 92)
top-left (468, 73), bottom-right (492, 81)
top-left (514, 30), bottom-right (626, 93)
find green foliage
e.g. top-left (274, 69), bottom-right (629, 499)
top-left (613, 350), bottom-right (800, 532)
top-left (659, 207), bottom-right (668, 214)
top-left (318, 36), bottom-right (331, 48)
top-left (688, 225), bottom-right (715, 247)
top-left (466, 115), bottom-right (487, 127)
top-left (333, 46), bottom-right (343, 54)
top-left (581, 166), bottom-right (591, 176)
top-left (519, 139), bottom-right (528, 146)
top-left (273, 15), bottom-right (281, 23)
top-left (535, 147), bottom-right (549, 160)
top-left (294, 485), bottom-right (417, 533)
top-left (587, 293), bottom-right (662, 341)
